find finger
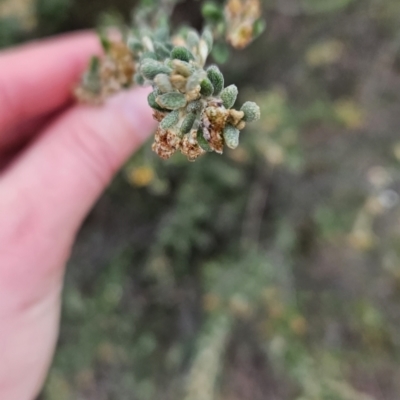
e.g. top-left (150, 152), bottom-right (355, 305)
top-left (0, 87), bottom-right (155, 308)
top-left (0, 112), bottom-right (53, 172)
top-left (0, 31), bottom-right (101, 146)
top-left (0, 105), bottom-right (66, 159)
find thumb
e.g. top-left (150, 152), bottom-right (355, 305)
top-left (2, 86), bottom-right (156, 237)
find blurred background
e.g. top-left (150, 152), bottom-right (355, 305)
top-left (3, 0), bottom-right (400, 399)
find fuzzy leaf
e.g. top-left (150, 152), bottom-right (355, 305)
top-left (148, 91), bottom-right (165, 111)
top-left (171, 59), bottom-right (194, 77)
top-left (186, 71), bottom-right (206, 92)
top-left (157, 92), bottom-right (187, 110)
top-left (127, 38), bottom-right (143, 52)
top-left (89, 56), bottom-right (100, 74)
top-left (200, 78), bottom-right (214, 97)
top-left (201, 27), bottom-right (214, 51)
top-left (180, 113), bottom-right (197, 134)
top-left (141, 59), bottom-right (172, 80)
top-left (253, 19), bottom-right (266, 38)
top-left (241, 101), bottom-right (261, 122)
top-left (134, 72), bottom-right (145, 85)
top-left (140, 51), bottom-right (158, 61)
top-left (202, 1), bottom-right (224, 22)
top-left (211, 43), bottom-right (230, 64)
top-left (207, 65), bottom-right (224, 95)
top-left (187, 100), bottom-right (204, 113)
top-left (223, 125), bottom-right (240, 149)
top-left (171, 46), bottom-right (194, 62)
top-left (100, 35), bottom-right (111, 53)
top-left (154, 73), bottom-right (173, 93)
top-left (197, 128), bottom-right (213, 152)
top-left (154, 41), bottom-right (171, 59)
top-left (160, 110), bottom-right (180, 129)
top-left (186, 30), bottom-right (200, 49)
top-left (220, 85), bottom-right (238, 109)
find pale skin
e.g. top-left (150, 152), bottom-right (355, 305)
top-left (0, 32), bottom-right (156, 399)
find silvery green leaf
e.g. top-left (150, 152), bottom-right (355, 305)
top-left (127, 37), bottom-right (143, 52)
top-left (148, 91), bottom-right (165, 111)
top-left (197, 128), bottom-right (213, 152)
top-left (141, 59), bottom-right (172, 80)
top-left (154, 73), bottom-right (173, 92)
top-left (83, 57), bottom-right (101, 94)
top-left (171, 59), bottom-right (194, 77)
top-left (211, 43), bottom-right (230, 64)
top-left (202, 1), bottom-right (224, 22)
top-left (200, 78), bottom-right (214, 97)
top-left (140, 51), bottom-right (158, 61)
top-left (100, 35), bottom-right (111, 53)
top-left (201, 27), bottom-right (214, 51)
top-left (187, 100), bottom-right (204, 113)
top-left (160, 110), bottom-right (180, 129)
top-left (156, 92), bottom-right (187, 110)
top-left (180, 113), bottom-right (197, 134)
top-left (154, 41), bottom-right (171, 60)
top-left (253, 19), bottom-right (266, 38)
top-left (186, 71), bottom-right (206, 92)
top-left (186, 30), bottom-right (200, 49)
top-left (154, 26), bottom-right (170, 41)
top-left (241, 101), bottom-right (261, 122)
top-left (134, 72), bottom-right (145, 85)
top-left (207, 65), bottom-right (224, 95)
top-left (171, 46), bottom-right (194, 62)
top-left (89, 56), bottom-right (100, 75)
top-left (223, 125), bottom-right (240, 149)
top-left (220, 85), bottom-right (238, 109)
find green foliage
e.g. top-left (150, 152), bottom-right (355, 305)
top-left (171, 46), bottom-right (195, 62)
top-left (206, 65), bottom-right (224, 95)
top-left (160, 109), bottom-right (180, 129)
top-left (156, 92), bottom-right (187, 110)
top-left (222, 124), bottom-right (239, 149)
top-left (220, 84), bottom-right (238, 109)
top-left (83, 1), bottom-right (263, 161)
top-left (241, 101), bottom-right (261, 122)
top-left (200, 78), bottom-right (214, 97)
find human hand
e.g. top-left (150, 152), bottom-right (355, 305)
top-left (0, 32), bottom-right (155, 400)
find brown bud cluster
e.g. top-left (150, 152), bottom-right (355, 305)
top-left (75, 41), bottom-right (135, 104)
top-left (225, 0), bottom-right (262, 49)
